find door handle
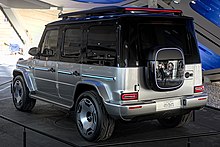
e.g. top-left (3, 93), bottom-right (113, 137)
top-left (72, 71), bottom-right (80, 76)
top-left (49, 68), bottom-right (56, 72)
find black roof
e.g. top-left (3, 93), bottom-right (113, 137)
top-left (47, 6), bottom-right (192, 26)
top-left (59, 6), bottom-right (182, 19)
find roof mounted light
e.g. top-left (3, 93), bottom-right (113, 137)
top-left (124, 7), bottom-right (182, 14)
top-left (59, 6), bottom-right (182, 19)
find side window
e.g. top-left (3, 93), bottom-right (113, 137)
top-left (40, 29), bottom-right (59, 61)
top-left (86, 25), bottom-right (117, 66)
top-left (61, 28), bottom-right (82, 63)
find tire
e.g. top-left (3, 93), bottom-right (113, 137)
top-left (158, 111), bottom-right (192, 128)
top-left (75, 90), bottom-right (115, 142)
top-left (12, 75), bottom-right (36, 111)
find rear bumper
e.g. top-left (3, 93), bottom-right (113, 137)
top-left (104, 93), bottom-right (208, 120)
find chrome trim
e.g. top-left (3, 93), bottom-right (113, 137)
top-left (58, 81), bottom-right (75, 87)
top-left (58, 71), bottom-right (73, 75)
top-left (28, 72), bottom-right (36, 91)
top-left (185, 93), bottom-right (208, 99)
top-left (35, 77), bottom-right (55, 83)
top-left (81, 74), bottom-right (116, 81)
top-left (31, 94), bottom-right (71, 109)
top-left (16, 64), bottom-right (30, 69)
top-left (35, 77), bottom-right (75, 86)
top-left (34, 67), bottom-right (50, 71)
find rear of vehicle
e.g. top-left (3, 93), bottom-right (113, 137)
top-left (106, 14), bottom-right (207, 121)
top-left (75, 8), bottom-right (208, 141)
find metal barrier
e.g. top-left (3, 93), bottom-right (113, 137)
top-left (1, 113), bottom-right (220, 147)
top-left (88, 131), bottom-right (220, 147)
top-left (0, 115), bottom-right (79, 147)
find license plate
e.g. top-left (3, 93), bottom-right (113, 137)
top-left (156, 99), bottom-right (181, 111)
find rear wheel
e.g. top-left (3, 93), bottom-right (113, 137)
top-left (75, 90), bottom-right (115, 142)
top-left (158, 111), bottom-right (192, 128)
top-left (12, 75), bottom-right (36, 111)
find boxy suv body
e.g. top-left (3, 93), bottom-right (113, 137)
top-left (12, 6), bottom-right (208, 141)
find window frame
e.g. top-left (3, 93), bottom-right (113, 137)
top-left (60, 25), bottom-right (83, 63)
top-left (84, 24), bottom-right (118, 67)
top-left (38, 27), bottom-right (60, 61)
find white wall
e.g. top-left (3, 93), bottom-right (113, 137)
top-left (0, 8), bottom-right (62, 56)
top-left (13, 9), bottom-right (60, 48)
top-left (0, 11), bottom-right (17, 54)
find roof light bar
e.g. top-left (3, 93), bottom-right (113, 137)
top-left (59, 6), bottom-right (182, 19)
top-left (125, 8), bottom-right (182, 14)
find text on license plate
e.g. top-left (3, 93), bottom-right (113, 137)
top-left (156, 99), bottom-right (181, 111)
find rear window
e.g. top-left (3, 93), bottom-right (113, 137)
top-left (138, 22), bottom-right (200, 64)
top-left (86, 25), bottom-right (117, 66)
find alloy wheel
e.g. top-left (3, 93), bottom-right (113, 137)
top-left (76, 98), bottom-right (97, 138)
top-left (13, 80), bottom-right (23, 105)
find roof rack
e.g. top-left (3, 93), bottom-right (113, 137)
top-left (59, 6), bottom-right (182, 19)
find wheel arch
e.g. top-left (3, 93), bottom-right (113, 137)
top-left (13, 68), bottom-right (37, 93)
top-left (72, 80), bottom-right (112, 110)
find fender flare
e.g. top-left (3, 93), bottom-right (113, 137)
top-left (73, 79), bottom-right (113, 105)
top-left (13, 68), bottom-right (37, 93)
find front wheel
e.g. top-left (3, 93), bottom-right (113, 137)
top-left (157, 111), bottom-right (193, 128)
top-left (12, 75), bottom-right (36, 111)
top-left (75, 90), bottom-right (115, 142)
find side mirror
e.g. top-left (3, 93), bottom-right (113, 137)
top-left (28, 47), bottom-right (39, 56)
top-left (42, 48), bottom-right (55, 57)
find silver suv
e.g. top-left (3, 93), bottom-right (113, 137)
top-left (12, 6), bottom-right (208, 142)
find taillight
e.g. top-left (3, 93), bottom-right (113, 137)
top-left (121, 93), bottom-right (138, 101)
top-left (198, 98), bottom-right (207, 101)
top-left (194, 85), bottom-right (204, 93)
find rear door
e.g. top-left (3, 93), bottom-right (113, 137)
top-left (57, 25), bottom-right (82, 105)
top-left (136, 18), bottom-right (201, 100)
